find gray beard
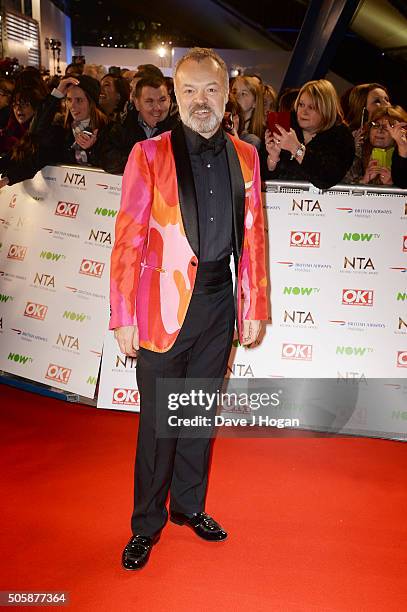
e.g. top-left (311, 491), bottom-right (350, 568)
top-left (180, 106), bottom-right (224, 135)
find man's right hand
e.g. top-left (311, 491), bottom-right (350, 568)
top-left (114, 325), bottom-right (139, 356)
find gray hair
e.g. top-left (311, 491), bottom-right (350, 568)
top-left (174, 47), bottom-right (229, 93)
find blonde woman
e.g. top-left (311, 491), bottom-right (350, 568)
top-left (263, 79), bottom-right (354, 189)
top-left (231, 75), bottom-right (264, 140)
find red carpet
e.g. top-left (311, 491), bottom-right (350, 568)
top-left (1, 383), bottom-right (407, 611)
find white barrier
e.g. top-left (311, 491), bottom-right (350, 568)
top-left (1, 167), bottom-right (406, 438)
top-left (0, 165), bottom-right (121, 397)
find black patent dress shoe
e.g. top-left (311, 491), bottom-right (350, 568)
top-left (170, 511), bottom-right (228, 541)
top-left (122, 534), bottom-right (159, 570)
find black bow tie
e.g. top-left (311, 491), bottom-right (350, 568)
top-left (196, 135), bottom-right (226, 156)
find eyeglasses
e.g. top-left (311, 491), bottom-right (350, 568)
top-left (12, 101), bottom-right (31, 109)
top-left (369, 121), bottom-right (395, 130)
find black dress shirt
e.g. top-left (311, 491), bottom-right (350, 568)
top-left (183, 124), bottom-right (233, 262)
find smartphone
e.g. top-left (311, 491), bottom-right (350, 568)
top-left (360, 107), bottom-right (368, 129)
top-left (81, 129), bottom-right (93, 137)
top-left (371, 147), bottom-right (391, 168)
top-left (267, 111), bottom-right (291, 134)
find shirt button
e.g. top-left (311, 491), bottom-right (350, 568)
top-left (209, 189), bottom-right (213, 194)
top-left (210, 217), bottom-right (214, 222)
top-left (207, 163), bottom-right (211, 168)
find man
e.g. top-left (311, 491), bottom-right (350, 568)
top-left (109, 48), bottom-right (268, 570)
top-left (100, 75), bottom-right (179, 174)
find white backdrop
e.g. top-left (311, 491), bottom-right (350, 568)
top-left (0, 165), bottom-right (121, 396)
top-left (98, 184), bottom-right (407, 441)
top-left (1, 168), bottom-right (406, 437)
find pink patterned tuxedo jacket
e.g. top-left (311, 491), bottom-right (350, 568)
top-left (109, 124), bottom-right (269, 352)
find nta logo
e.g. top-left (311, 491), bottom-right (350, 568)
top-left (88, 229), bottom-right (112, 244)
top-left (283, 310), bottom-right (315, 324)
top-left (55, 201), bottom-right (79, 218)
top-left (64, 172), bottom-right (85, 187)
top-left (56, 333), bottom-right (79, 350)
top-left (45, 363), bottom-right (71, 383)
top-left (24, 302), bottom-right (48, 320)
top-left (7, 244), bottom-right (27, 261)
top-left (403, 236), bottom-right (407, 252)
top-left (79, 259), bottom-right (105, 278)
top-left (291, 199), bottom-right (322, 213)
top-left (281, 343), bottom-right (313, 361)
top-left (33, 273), bottom-right (55, 288)
top-left (290, 231), bottom-right (320, 247)
top-left (342, 289), bottom-right (374, 306)
top-left (399, 317), bottom-right (407, 330)
top-left (112, 388), bottom-right (140, 405)
top-left (343, 257), bottom-right (375, 270)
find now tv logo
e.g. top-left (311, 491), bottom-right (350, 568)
top-left (7, 244), bottom-right (27, 260)
top-left (24, 302), bottom-right (48, 320)
top-left (45, 363), bottom-right (71, 384)
top-left (55, 201), bottom-right (79, 218)
top-left (79, 259), bottom-right (105, 278)
top-left (342, 289), bottom-right (374, 306)
top-left (281, 343), bottom-right (313, 361)
top-left (112, 388), bottom-right (139, 405)
top-left (290, 231), bottom-right (320, 248)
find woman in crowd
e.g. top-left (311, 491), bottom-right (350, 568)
top-left (0, 75), bottom-right (110, 187)
top-left (278, 87), bottom-right (300, 113)
top-left (345, 82), bottom-right (391, 131)
top-left (262, 79), bottom-right (354, 190)
top-left (99, 73), bottom-right (130, 121)
top-left (231, 75), bottom-right (265, 141)
top-left (344, 105), bottom-right (407, 186)
top-left (224, 92), bottom-right (261, 149)
top-left (0, 84), bottom-right (46, 155)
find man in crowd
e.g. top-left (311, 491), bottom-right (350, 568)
top-left (109, 47), bottom-right (268, 570)
top-left (100, 75), bottom-right (179, 174)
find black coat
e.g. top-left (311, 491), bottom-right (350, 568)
top-left (98, 104), bottom-right (180, 175)
top-left (261, 113), bottom-right (355, 190)
top-left (391, 150), bottom-right (407, 189)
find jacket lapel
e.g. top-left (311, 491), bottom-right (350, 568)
top-left (171, 124), bottom-right (199, 257)
top-left (225, 135), bottom-right (245, 258)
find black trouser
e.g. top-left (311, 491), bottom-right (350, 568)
top-left (131, 259), bottom-right (235, 537)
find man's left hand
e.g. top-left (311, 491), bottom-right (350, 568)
top-left (241, 320), bottom-right (262, 346)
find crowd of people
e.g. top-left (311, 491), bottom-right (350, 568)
top-left (0, 60), bottom-right (405, 190)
